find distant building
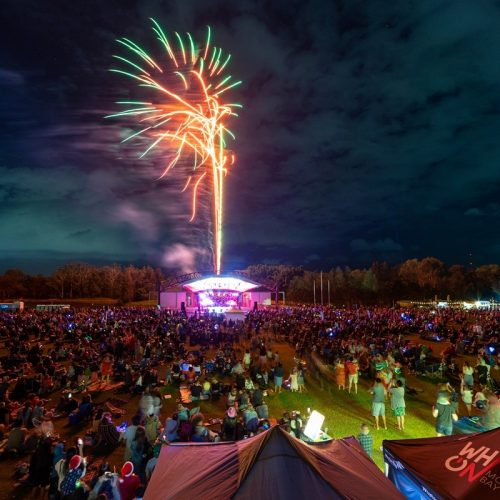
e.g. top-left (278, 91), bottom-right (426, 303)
top-left (0, 301), bottom-right (24, 312)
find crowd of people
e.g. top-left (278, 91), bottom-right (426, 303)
top-left (0, 303), bottom-right (497, 498)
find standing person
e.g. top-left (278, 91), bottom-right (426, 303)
top-left (274, 362), bottom-right (284, 394)
top-left (145, 412), bottom-right (161, 444)
top-left (60, 454), bottom-right (87, 498)
top-left (118, 461), bottom-right (141, 500)
top-left (100, 354), bottom-right (113, 383)
top-left (152, 389), bottom-right (162, 417)
top-left (243, 349), bottom-right (251, 369)
top-left (29, 436), bottom-right (54, 500)
top-left (120, 414), bottom-right (140, 461)
top-left (130, 426), bottom-right (151, 482)
top-left (346, 358), bottom-right (359, 394)
top-left (297, 367), bottom-right (306, 393)
top-left (335, 359), bottom-right (346, 391)
top-left (390, 380), bottom-right (406, 430)
top-left (259, 343), bottom-right (267, 370)
top-left (476, 358), bottom-right (489, 386)
top-left (432, 394), bottom-right (458, 436)
top-left (370, 378), bottom-right (387, 430)
top-left (289, 367), bottom-right (298, 393)
top-left (54, 443), bottom-right (84, 492)
top-left (462, 361), bottom-right (474, 387)
top-left (483, 395), bottom-right (500, 430)
top-left (460, 378), bottom-right (473, 416)
top-left (357, 423), bottom-right (373, 459)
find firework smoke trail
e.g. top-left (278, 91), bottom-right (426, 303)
top-left (106, 19), bottom-right (242, 275)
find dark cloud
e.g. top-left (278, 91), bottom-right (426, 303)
top-left (0, 0), bottom-right (499, 273)
top-left (464, 208), bottom-right (483, 217)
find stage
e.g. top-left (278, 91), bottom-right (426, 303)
top-left (160, 273), bottom-right (272, 312)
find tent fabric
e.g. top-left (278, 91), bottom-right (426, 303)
top-left (383, 428), bottom-right (500, 500)
top-left (145, 425), bottom-right (402, 500)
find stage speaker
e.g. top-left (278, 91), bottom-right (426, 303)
top-left (181, 301), bottom-right (186, 312)
top-left (253, 301), bottom-right (258, 311)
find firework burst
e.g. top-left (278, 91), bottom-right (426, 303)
top-left (107, 19), bottom-right (242, 275)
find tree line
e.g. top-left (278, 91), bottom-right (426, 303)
top-left (244, 259), bottom-right (500, 304)
top-left (0, 258), bottom-right (498, 304)
top-left (0, 264), bottom-right (163, 303)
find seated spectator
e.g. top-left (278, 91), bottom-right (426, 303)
top-left (235, 373), bottom-right (245, 391)
top-left (238, 390), bottom-right (250, 411)
top-left (244, 374), bottom-right (255, 391)
top-left (211, 378), bottom-right (221, 400)
top-left (162, 416), bottom-right (179, 443)
top-left (231, 361), bottom-right (244, 376)
top-left (191, 412), bottom-right (218, 442)
top-left (202, 379), bottom-right (211, 399)
top-left (256, 403), bottom-right (269, 419)
top-left (176, 404), bottom-right (189, 422)
top-left (221, 407), bottom-right (238, 441)
top-left (190, 381), bottom-right (202, 401)
top-left (243, 405), bottom-right (258, 434)
top-left (96, 412), bottom-right (120, 450)
top-left (18, 401), bottom-right (33, 428)
top-left (252, 386), bottom-right (264, 408)
top-left (36, 412), bottom-right (55, 437)
top-left (4, 418), bottom-right (27, 455)
top-left (69, 395), bottom-right (93, 426)
top-left (226, 388), bottom-right (238, 409)
top-left (0, 401), bottom-right (10, 427)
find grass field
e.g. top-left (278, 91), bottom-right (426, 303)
top-left (159, 339), bottom-right (443, 469)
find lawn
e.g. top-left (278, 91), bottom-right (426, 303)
top-left (158, 338), bottom-right (441, 469)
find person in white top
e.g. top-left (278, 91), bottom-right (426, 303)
top-left (460, 378), bottom-right (473, 416)
top-left (119, 414), bottom-right (140, 461)
top-left (462, 361), bottom-right (474, 387)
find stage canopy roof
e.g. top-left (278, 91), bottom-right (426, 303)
top-left (183, 276), bottom-right (260, 293)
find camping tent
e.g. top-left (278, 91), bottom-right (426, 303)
top-left (145, 425), bottom-right (402, 499)
top-left (383, 428), bottom-right (500, 500)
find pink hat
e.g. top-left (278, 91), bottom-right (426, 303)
top-left (121, 461), bottom-right (134, 477)
top-left (227, 407), bottom-right (236, 418)
top-left (69, 455), bottom-right (83, 470)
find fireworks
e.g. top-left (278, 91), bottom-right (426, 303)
top-left (107, 19), bottom-right (242, 275)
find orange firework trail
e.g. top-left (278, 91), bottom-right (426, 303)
top-left (106, 19), bottom-right (242, 275)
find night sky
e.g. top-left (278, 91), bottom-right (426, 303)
top-left (1, 0), bottom-right (499, 274)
